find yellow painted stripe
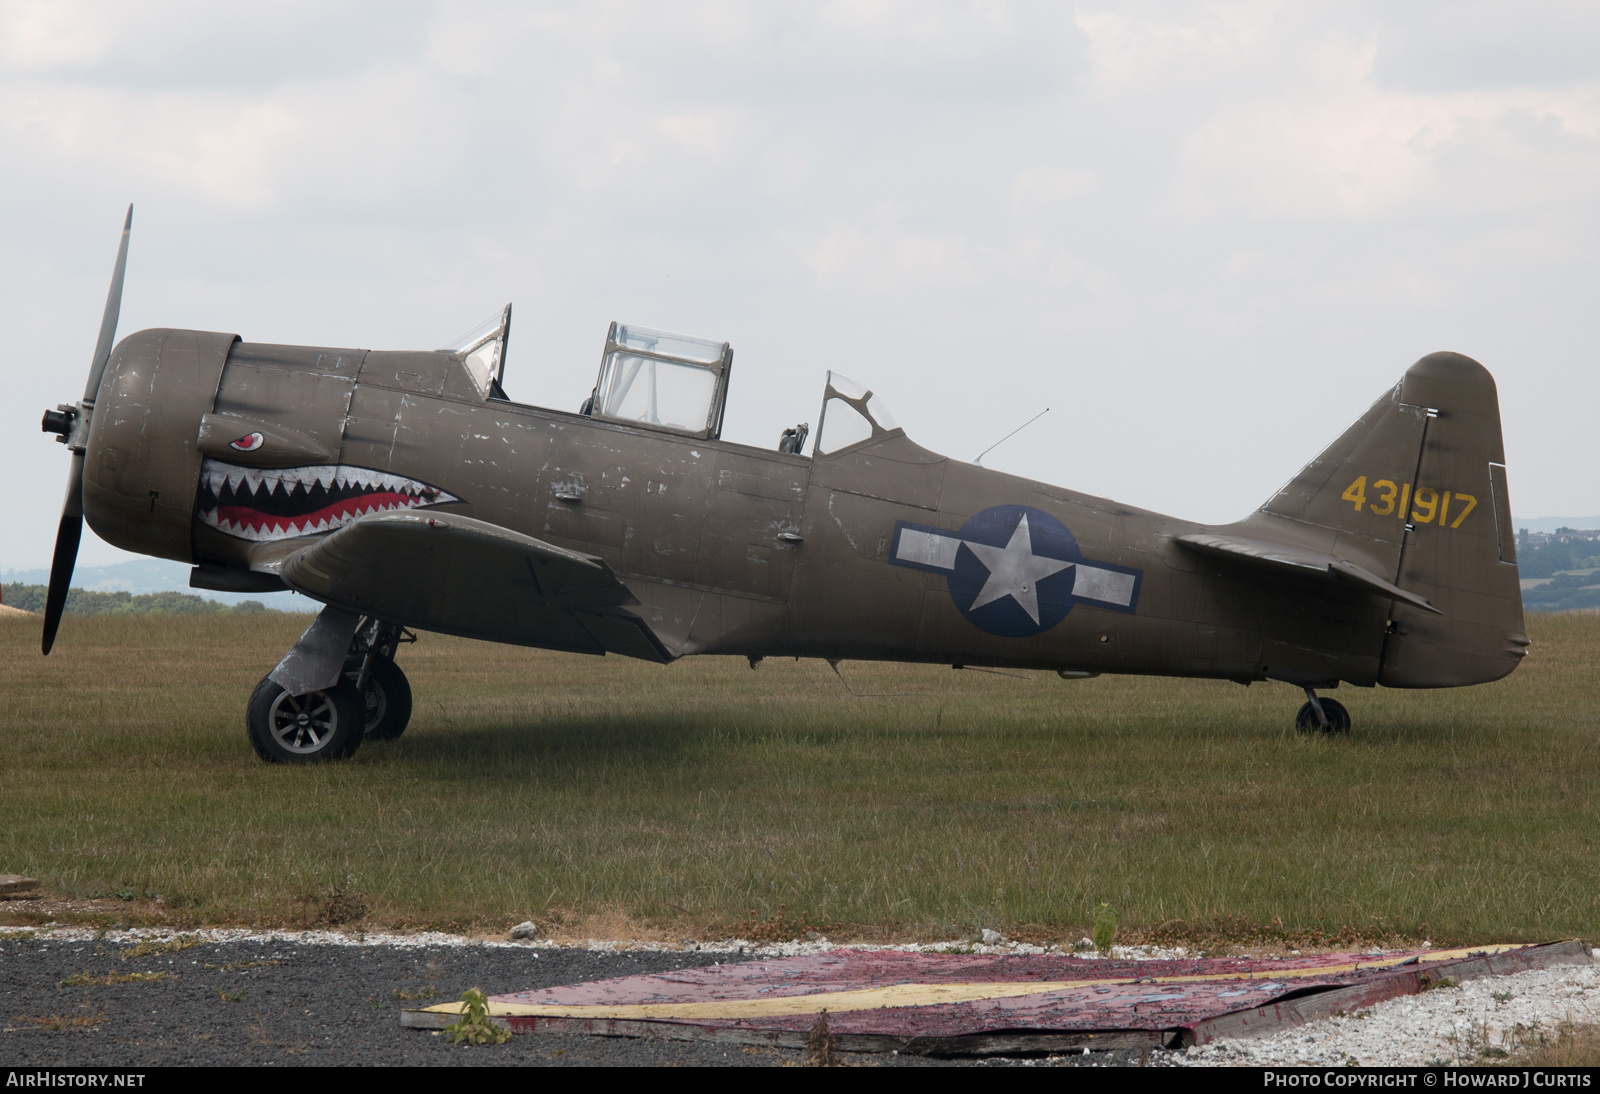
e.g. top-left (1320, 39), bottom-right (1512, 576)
top-left (421, 945), bottom-right (1523, 1021)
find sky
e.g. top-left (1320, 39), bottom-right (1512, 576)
top-left (4, 0), bottom-right (1598, 570)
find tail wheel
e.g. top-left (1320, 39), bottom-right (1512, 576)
top-left (1294, 698), bottom-right (1351, 734)
top-left (246, 675), bottom-right (364, 763)
top-left (348, 657), bottom-right (413, 741)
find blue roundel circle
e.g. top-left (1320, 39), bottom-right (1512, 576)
top-left (947, 505), bottom-right (1084, 638)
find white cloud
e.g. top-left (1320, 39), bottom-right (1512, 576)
top-left (1074, 1), bottom-right (1278, 90)
top-left (1157, 36), bottom-right (1600, 222)
top-left (805, 203), bottom-right (981, 292)
top-left (0, 0), bottom-right (111, 72)
top-left (1009, 167), bottom-right (1100, 220)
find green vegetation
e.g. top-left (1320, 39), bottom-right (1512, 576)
top-left (1, 583), bottom-right (265, 615)
top-left (1517, 536), bottom-right (1600, 611)
top-left (1093, 902), bottom-right (1117, 954)
top-left (1523, 572), bottom-right (1600, 612)
top-left (1, 611), bottom-right (1598, 945)
top-left (445, 988), bottom-right (510, 1045)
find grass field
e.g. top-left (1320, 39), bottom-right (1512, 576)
top-left (2, 611), bottom-right (1597, 946)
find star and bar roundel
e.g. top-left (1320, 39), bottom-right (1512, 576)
top-left (888, 504), bottom-right (1143, 638)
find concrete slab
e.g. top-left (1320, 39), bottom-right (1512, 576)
top-left (402, 939), bottom-right (1590, 1055)
top-left (0, 875), bottom-right (39, 899)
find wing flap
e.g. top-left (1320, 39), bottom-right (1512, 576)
top-left (279, 510), bottom-right (673, 661)
top-left (1176, 533), bottom-right (1443, 616)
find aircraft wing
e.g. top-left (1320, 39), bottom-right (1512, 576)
top-left (276, 510), bottom-right (675, 662)
top-left (1175, 533), bottom-right (1442, 616)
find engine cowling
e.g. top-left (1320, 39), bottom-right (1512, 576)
top-left (81, 328), bottom-right (236, 563)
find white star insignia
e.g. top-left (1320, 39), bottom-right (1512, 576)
top-left (962, 512), bottom-right (1073, 624)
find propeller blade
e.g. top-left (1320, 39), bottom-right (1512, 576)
top-left (82, 204), bottom-right (133, 404)
top-left (41, 451), bottom-right (85, 656)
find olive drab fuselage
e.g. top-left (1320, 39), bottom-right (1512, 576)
top-left (79, 326), bottom-right (1527, 693)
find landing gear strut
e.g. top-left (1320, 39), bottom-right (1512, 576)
top-left (345, 619), bottom-right (414, 742)
top-left (1295, 687), bottom-right (1351, 734)
top-left (247, 612), bottom-right (414, 763)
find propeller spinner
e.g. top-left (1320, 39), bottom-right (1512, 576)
top-left (39, 205), bottom-right (133, 654)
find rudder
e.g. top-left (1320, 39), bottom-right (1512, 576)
top-left (1376, 352), bottom-right (1527, 686)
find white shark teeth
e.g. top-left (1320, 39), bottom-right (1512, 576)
top-left (200, 459), bottom-right (445, 498)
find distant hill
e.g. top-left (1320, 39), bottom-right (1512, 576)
top-left (1513, 517), bottom-right (1600, 534)
top-left (0, 559), bottom-right (313, 612)
top-left (2, 584), bottom-right (272, 616)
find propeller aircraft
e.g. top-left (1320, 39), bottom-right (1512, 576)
top-left (40, 209), bottom-right (1528, 761)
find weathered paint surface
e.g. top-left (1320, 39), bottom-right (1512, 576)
top-left (404, 941), bottom-right (1587, 1051)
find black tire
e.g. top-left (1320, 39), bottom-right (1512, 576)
top-left (246, 675), bottom-right (365, 763)
top-left (347, 657), bottom-right (413, 741)
top-left (1294, 698), bottom-right (1352, 734)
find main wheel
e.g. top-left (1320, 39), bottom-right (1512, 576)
top-left (348, 657), bottom-right (413, 741)
top-left (1294, 698), bottom-right (1352, 734)
top-left (246, 675), bottom-right (364, 763)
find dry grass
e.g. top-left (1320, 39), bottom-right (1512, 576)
top-left (60, 970), bottom-right (172, 986)
top-left (1513, 1022), bottom-right (1600, 1066)
top-left (2, 611), bottom-right (1598, 943)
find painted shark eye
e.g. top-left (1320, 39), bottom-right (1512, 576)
top-left (229, 432), bottom-right (265, 452)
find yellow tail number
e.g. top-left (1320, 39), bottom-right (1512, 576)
top-left (1343, 478), bottom-right (1478, 529)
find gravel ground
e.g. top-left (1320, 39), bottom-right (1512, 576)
top-left (1171, 961), bottom-right (1600, 1068)
top-left (1, 927), bottom-right (1590, 1067)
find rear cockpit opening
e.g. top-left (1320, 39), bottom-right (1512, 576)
top-left (814, 371), bottom-right (900, 455)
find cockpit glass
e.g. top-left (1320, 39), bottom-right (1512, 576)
top-left (866, 394), bottom-right (899, 431)
top-left (441, 305), bottom-right (511, 397)
top-left (828, 373), bottom-right (870, 401)
top-left (598, 353), bottom-right (719, 432)
top-left (816, 397), bottom-right (874, 454)
top-left (615, 324), bottom-right (724, 365)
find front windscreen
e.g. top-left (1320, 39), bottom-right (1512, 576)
top-left (440, 305), bottom-right (510, 396)
top-left (598, 353), bottom-right (719, 432)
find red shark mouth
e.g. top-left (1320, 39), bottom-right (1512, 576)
top-left (197, 459), bottom-right (459, 542)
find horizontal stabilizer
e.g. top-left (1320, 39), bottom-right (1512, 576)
top-left (279, 510), bottom-right (673, 661)
top-left (1176, 533), bottom-right (1442, 616)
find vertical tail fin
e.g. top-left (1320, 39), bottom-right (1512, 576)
top-left (1247, 352), bottom-right (1526, 686)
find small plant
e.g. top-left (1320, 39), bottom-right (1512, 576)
top-left (1093, 903), bottom-right (1117, 955)
top-left (801, 1009), bottom-right (839, 1067)
top-left (60, 970), bottom-right (171, 987)
top-left (204, 960), bottom-right (278, 971)
top-left (118, 935), bottom-right (199, 960)
top-left (393, 985), bottom-right (439, 1001)
top-left (312, 878), bottom-right (368, 926)
top-left (738, 904), bottom-right (841, 943)
top-left (1421, 973), bottom-right (1460, 991)
top-left (217, 988), bottom-right (247, 1003)
top-left (14, 1013), bottom-right (104, 1031)
top-left (1492, 990), bottom-right (1513, 1004)
top-left (445, 988), bottom-right (510, 1046)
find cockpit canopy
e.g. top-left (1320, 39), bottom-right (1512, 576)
top-left (815, 371), bottom-right (899, 455)
top-left (440, 303), bottom-right (512, 399)
top-left (591, 322), bottom-right (733, 439)
top-left (441, 308), bottom-right (899, 457)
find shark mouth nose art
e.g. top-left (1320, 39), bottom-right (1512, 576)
top-left (197, 459), bottom-right (460, 542)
